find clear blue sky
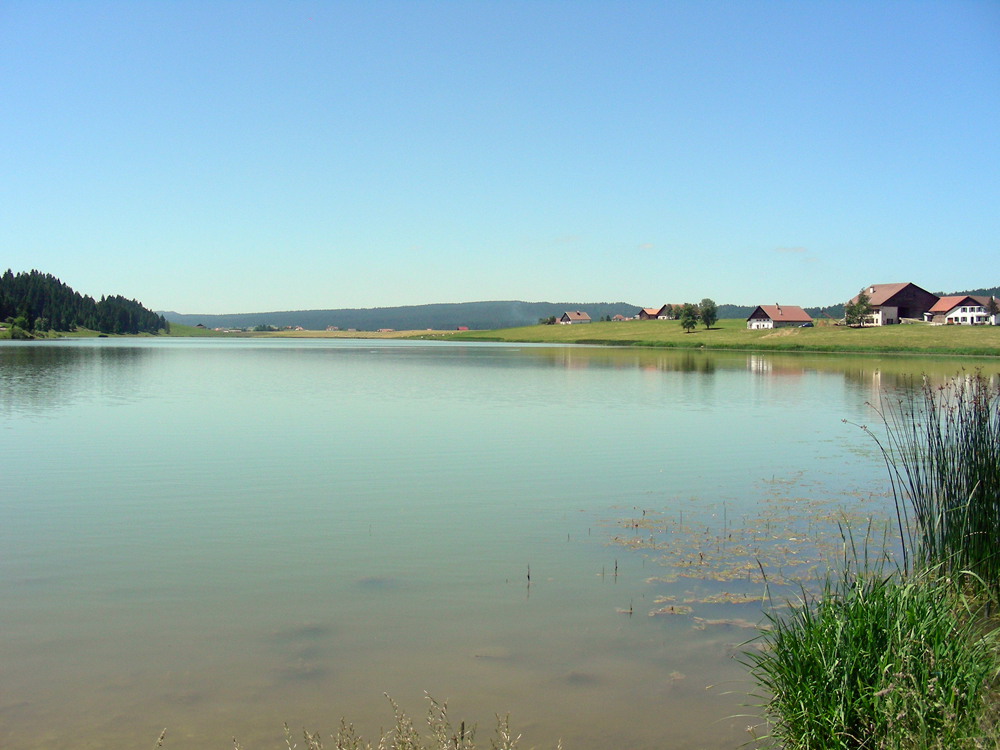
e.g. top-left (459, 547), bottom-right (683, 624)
top-left (2, 1), bottom-right (997, 313)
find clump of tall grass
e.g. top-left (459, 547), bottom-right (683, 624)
top-left (744, 559), bottom-right (1000, 749)
top-left (865, 370), bottom-right (1000, 588)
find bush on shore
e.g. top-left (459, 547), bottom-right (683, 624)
top-left (745, 561), bottom-right (1000, 749)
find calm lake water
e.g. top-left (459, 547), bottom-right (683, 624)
top-left (1, 339), bottom-right (992, 749)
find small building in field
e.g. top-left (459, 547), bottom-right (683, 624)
top-left (848, 283), bottom-right (939, 325)
top-left (456, 326), bottom-right (469, 331)
top-left (746, 305), bottom-right (812, 330)
top-left (559, 311), bottom-right (591, 324)
top-left (924, 296), bottom-right (998, 325)
top-left (195, 323), bottom-right (205, 329)
top-left (377, 328), bottom-right (394, 333)
top-left (638, 308), bottom-right (662, 321)
top-left (611, 314), bottom-right (629, 321)
top-left (326, 326), bottom-right (339, 331)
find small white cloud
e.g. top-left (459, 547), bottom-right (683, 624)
top-left (638, 242), bottom-right (654, 250)
top-left (775, 246), bottom-right (807, 254)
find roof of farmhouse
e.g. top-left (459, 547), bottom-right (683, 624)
top-left (929, 295), bottom-right (995, 313)
top-left (850, 282), bottom-right (936, 307)
top-left (929, 296), bottom-right (975, 313)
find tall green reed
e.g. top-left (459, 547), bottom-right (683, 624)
top-left (862, 371), bottom-right (1000, 588)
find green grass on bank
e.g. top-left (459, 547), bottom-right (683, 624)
top-left (0, 324), bottom-right (224, 339)
top-left (1, 326), bottom-right (102, 339)
top-left (439, 318), bottom-right (1000, 356)
top-left (165, 322), bottom-right (224, 336)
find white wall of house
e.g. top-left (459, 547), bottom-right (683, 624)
top-left (945, 303), bottom-right (991, 325)
top-left (871, 306), bottom-right (898, 325)
top-left (747, 318), bottom-right (773, 329)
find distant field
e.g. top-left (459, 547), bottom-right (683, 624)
top-left (11, 320), bottom-right (999, 357)
top-left (263, 328), bottom-right (452, 339)
top-left (433, 318), bottom-right (1000, 356)
top-left (165, 327), bottom-right (451, 339)
top-left (166, 323), bottom-right (225, 337)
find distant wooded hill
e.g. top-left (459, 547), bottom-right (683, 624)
top-left (1, 270), bottom-right (167, 334)
top-left (943, 285), bottom-right (1000, 299)
top-left (161, 284), bottom-right (998, 331)
top-left (161, 301), bottom-right (643, 331)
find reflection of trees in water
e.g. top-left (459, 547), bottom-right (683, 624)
top-left (3, 340), bottom-right (995, 416)
top-left (0, 344), bottom-right (157, 416)
top-left (841, 365), bottom-right (1000, 398)
top-left (529, 346), bottom-right (996, 386)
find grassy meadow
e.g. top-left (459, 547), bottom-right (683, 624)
top-left (8, 318), bottom-right (999, 356)
top-left (261, 328), bottom-right (453, 339)
top-left (438, 318), bottom-right (1000, 356)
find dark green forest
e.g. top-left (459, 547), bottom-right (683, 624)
top-left (0, 270), bottom-right (167, 335)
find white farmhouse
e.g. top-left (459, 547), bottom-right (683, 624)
top-left (746, 305), bottom-right (812, 330)
top-left (559, 311), bottom-right (591, 325)
top-left (923, 296), bottom-right (998, 325)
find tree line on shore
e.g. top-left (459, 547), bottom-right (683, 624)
top-left (0, 269), bottom-right (168, 337)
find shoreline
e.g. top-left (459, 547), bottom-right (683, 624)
top-left (7, 320), bottom-right (1000, 358)
top-left (439, 318), bottom-right (1000, 358)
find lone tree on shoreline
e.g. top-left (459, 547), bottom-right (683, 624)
top-left (699, 298), bottom-right (718, 329)
top-left (844, 289), bottom-right (873, 327)
top-left (680, 303), bottom-right (699, 333)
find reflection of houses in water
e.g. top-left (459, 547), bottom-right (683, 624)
top-left (747, 355), bottom-right (772, 375)
top-left (529, 347), bottom-right (994, 397)
top-left (551, 348), bottom-right (589, 370)
top-left (870, 369), bottom-right (882, 400)
top-left (746, 355), bottom-right (806, 379)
